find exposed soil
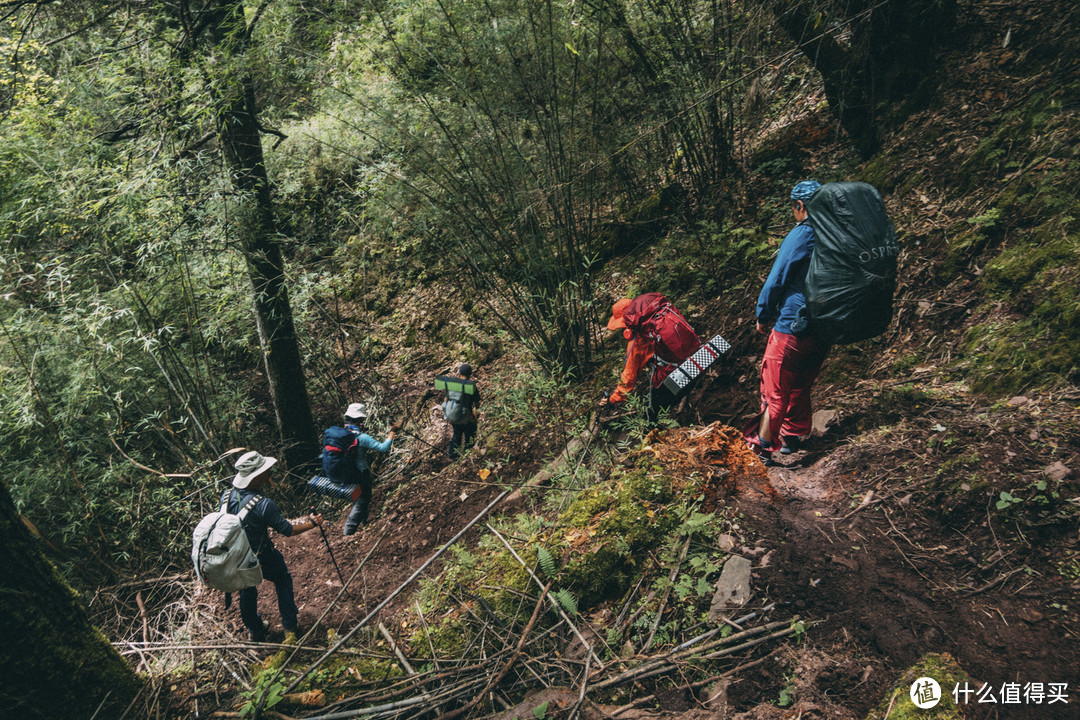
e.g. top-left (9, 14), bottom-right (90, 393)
top-left (729, 421), bottom-right (1080, 720)
top-left (203, 377), bottom-right (564, 639)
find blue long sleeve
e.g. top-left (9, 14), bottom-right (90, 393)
top-left (755, 222), bottom-right (815, 335)
top-left (357, 433), bottom-right (393, 454)
top-left (352, 432), bottom-right (393, 472)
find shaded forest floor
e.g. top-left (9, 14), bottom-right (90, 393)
top-left (141, 0), bottom-right (1080, 718)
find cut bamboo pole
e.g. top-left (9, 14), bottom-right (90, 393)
top-left (283, 489), bottom-right (509, 696)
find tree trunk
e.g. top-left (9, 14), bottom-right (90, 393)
top-left (0, 480), bottom-right (143, 719)
top-left (206, 0), bottom-right (317, 468)
top-left (770, 0), bottom-right (878, 158)
top-left (770, 0), bottom-right (957, 159)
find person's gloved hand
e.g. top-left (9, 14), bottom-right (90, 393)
top-left (601, 391), bottom-right (625, 406)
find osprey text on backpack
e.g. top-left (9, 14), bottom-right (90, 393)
top-left (799, 182), bottom-right (899, 344)
top-left (191, 492), bottom-right (263, 593)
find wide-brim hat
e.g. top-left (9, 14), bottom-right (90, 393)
top-left (233, 450), bottom-right (277, 489)
top-left (344, 402), bottom-right (369, 420)
top-left (607, 298), bottom-right (633, 330)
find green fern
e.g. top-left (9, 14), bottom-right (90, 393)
top-left (553, 588), bottom-right (578, 616)
top-left (536, 546), bottom-right (557, 580)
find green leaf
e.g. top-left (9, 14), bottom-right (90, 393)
top-left (533, 701), bottom-right (549, 719)
top-left (537, 546), bottom-right (556, 580)
top-left (564, 42), bottom-right (579, 56)
top-left (554, 588), bottom-right (578, 616)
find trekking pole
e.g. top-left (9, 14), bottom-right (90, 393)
top-left (310, 507), bottom-right (347, 590)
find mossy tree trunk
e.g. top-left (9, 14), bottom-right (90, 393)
top-left (201, 0), bottom-right (317, 468)
top-left (0, 479), bottom-right (142, 719)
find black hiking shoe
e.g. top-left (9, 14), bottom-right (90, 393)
top-left (750, 438), bottom-right (777, 467)
top-left (780, 436), bottom-right (802, 455)
top-left (249, 621), bottom-right (269, 643)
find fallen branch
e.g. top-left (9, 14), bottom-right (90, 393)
top-left (642, 535), bottom-right (692, 652)
top-left (964, 566), bottom-right (1025, 596)
top-left (487, 523), bottom-right (606, 670)
top-left (593, 618), bottom-right (797, 691)
top-left (99, 573), bottom-right (189, 593)
top-left (283, 489), bottom-right (509, 696)
top-left (433, 580), bottom-right (553, 720)
top-left (378, 623), bottom-right (417, 676)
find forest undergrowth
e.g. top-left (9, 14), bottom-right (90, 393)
top-left (3, 0), bottom-right (1079, 719)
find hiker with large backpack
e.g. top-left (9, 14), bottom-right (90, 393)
top-left (200, 450), bottom-right (323, 642)
top-left (604, 293), bottom-right (703, 419)
top-left (323, 402), bottom-right (399, 536)
top-left (745, 179), bottom-right (898, 466)
top-left (438, 363), bottom-right (481, 460)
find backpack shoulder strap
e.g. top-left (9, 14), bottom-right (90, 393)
top-left (220, 489), bottom-right (233, 513)
top-left (237, 494), bottom-right (262, 522)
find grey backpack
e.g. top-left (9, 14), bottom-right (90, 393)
top-left (191, 492), bottom-right (264, 592)
top-left (438, 376), bottom-right (476, 424)
top-left (442, 395), bottom-right (471, 424)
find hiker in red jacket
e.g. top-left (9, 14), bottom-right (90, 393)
top-left (604, 293), bottom-right (701, 419)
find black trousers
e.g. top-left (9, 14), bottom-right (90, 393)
top-left (239, 546), bottom-right (297, 637)
top-left (648, 383), bottom-right (678, 423)
top-left (449, 422), bottom-right (477, 459)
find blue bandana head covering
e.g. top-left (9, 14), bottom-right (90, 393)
top-left (790, 180), bottom-right (821, 201)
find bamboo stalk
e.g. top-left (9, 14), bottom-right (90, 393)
top-left (433, 579), bottom-right (553, 720)
top-left (621, 626), bottom-right (799, 688)
top-left (378, 623), bottom-right (417, 676)
top-left (593, 619), bottom-right (796, 690)
top-left (642, 534), bottom-right (692, 652)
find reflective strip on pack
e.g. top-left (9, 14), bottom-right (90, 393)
top-left (307, 475), bottom-right (362, 502)
top-left (662, 333), bottom-right (730, 394)
top-left (435, 376), bottom-right (477, 395)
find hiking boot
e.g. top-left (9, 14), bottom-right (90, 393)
top-left (780, 436), bottom-right (802, 455)
top-left (249, 621), bottom-right (269, 643)
top-left (750, 437), bottom-right (777, 467)
top-left (343, 498), bottom-right (369, 536)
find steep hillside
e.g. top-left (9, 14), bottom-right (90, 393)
top-left (122, 2), bottom-right (1079, 718)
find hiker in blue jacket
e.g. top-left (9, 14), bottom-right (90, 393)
top-left (226, 450), bottom-right (323, 641)
top-left (745, 180), bottom-right (830, 466)
top-left (323, 402), bottom-right (399, 535)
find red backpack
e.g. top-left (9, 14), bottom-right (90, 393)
top-left (621, 293), bottom-right (701, 386)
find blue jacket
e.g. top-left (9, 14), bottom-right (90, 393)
top-left (350, 432), bottom-right (392, 472)
top-left (756, 222), bottom-right (815, 335)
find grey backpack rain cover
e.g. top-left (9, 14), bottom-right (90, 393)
top-left (801, 182), bottom-right (899, 344)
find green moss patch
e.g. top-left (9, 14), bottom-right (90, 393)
top-left (961, 223), bottom-right (1080, 394)
top-left (865, 653), bottom-right (971, 720)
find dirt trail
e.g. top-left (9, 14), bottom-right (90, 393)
top-left (731, 445), bottom-right (1079, 719)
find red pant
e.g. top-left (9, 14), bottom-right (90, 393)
top-left (744, 330), bottom-right (828, 451)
